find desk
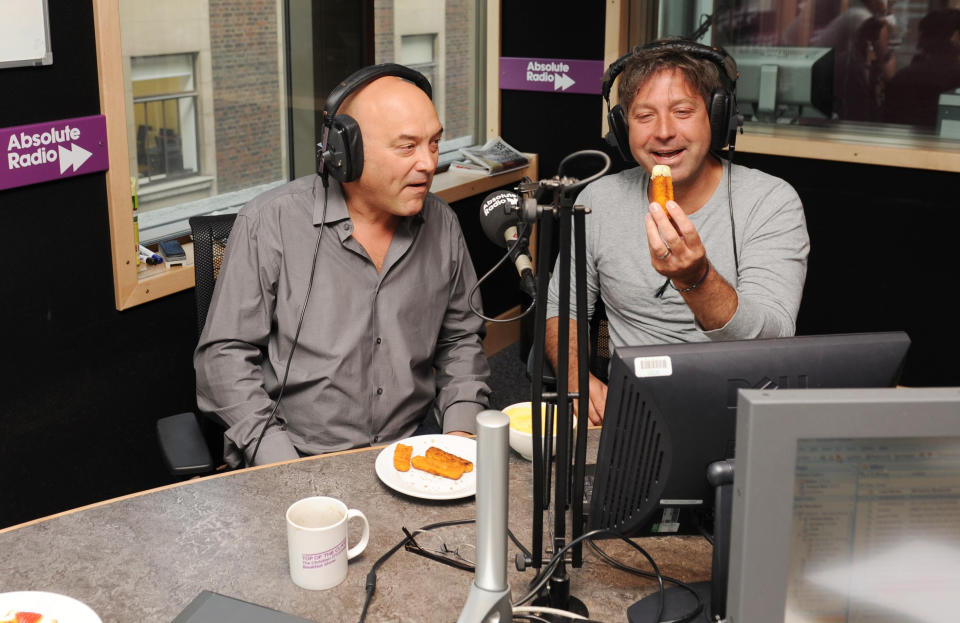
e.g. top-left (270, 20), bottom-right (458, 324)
top-left (0, 432), bottom-right (710, 622)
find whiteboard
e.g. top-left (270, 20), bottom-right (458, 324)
top-left (0, 0), bottom-right (53, 68)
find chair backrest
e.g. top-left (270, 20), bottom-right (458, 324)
top-left (588, 298), bottom-right (611, 383)
top-left (189, 213), bottom-right (238, 338)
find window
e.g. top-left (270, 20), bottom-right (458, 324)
top-left (131, 54), bottom-right (199, 184)
top-left (401, 34), bottom-right (439, 87)
top-left (97, 0), bottom-right (493, 308)
top-left (618, 0), bottom-right (960, 171)
top-left (380, 0), bottom-right (481, 160)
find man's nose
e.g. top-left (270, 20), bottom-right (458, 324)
top-left (653, 114), bottom-right (676, 141)
top-left (414, 143), bottom-right (437, 171)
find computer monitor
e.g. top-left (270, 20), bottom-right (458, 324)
top-left (725, 45), bottom-right (834, 121)
top-left (727, 387), bottom-right (960, 622)
top-left (588, 332), bottom-right (910, 540)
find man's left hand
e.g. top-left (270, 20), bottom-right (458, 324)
top-left (447, 430), bottom-right (473, 437)
top-left (645, 199), bottom-right (709, 289)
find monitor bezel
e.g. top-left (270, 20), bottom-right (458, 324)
top-left (727, 387), bottom-right (960, 622)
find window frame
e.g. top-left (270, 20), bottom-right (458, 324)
top-left (606, 0), bottom-right (960, 174)
top-left (95, 0), bottom-right (506, 310)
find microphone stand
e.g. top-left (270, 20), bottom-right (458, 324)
top-left (526, 178), bottom-right (592, 619)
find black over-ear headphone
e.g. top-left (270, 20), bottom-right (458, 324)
top-left (317, 63), bottom-right (433, 184)
top-left (601, 38), bottom-right (741, 162)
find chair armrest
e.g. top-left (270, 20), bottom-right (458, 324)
top-left (157, 412), bottom-right (215, 476)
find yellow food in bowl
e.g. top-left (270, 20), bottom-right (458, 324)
top-left (504, 403), bottom-right (560, 434)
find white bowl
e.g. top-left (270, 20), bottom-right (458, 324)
top-left (503, 402), bottom-right (576, 461)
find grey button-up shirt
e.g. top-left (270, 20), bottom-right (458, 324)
top-left (195, 175), bottom-right (491, 467)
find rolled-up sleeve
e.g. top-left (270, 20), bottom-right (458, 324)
top-left (432, 226), bottom-right (491, 434)
top-left (194, 211), bottom-right (297, 466)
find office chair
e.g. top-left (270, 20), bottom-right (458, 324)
top-left (156, 213), bottom-right (238, 477)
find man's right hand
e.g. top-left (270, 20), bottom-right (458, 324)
top-left (572, 372), bottom-right (608, 426)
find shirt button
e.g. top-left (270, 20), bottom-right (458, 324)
top-left (342, 222), bottom-right (351, 231)
top-left (376, 337), bottom-right (382, 345)
top-left (373, 435), bottom-right (380, 443)
top-left (376, 387), bottom-right (383, 395)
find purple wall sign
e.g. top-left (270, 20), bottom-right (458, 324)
top-left (1, 115), bottom-right (109, 192)
top-left (499, 57), bottom-right (605, 95)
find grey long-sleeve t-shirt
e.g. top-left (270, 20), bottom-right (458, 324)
top-left (195, 175), bottom-right (491, 467)
top-left (547, 162), bottom-right (809, 350)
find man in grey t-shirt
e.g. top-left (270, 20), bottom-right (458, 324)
top-left (546, 43), bottom-right (809, 424)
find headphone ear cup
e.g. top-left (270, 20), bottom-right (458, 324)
top-left (607, 104), bottom-right (635, 163)
top-left (708, 91), bottom-right (732, 153)
top-left (323, 114), bottom-right (364, 183)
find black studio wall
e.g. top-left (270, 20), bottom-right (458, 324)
top-left (0, 1), bottom-right (198, 528)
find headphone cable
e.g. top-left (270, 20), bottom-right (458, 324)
top-left (248, 180), bottom-right (330, 466)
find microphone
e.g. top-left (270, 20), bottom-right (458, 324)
top-left (479, 191), bottom-right (536, 298)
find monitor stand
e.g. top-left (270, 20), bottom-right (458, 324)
top-left (626, 460), bottom-right (734, 623)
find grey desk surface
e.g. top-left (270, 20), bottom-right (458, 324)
top-left (0, 431), bottom-right (710, 622)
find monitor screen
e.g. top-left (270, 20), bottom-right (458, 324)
top-left (725, 45), bottom-right (834, 121)
top-left (728, 387), bottom-right (960, 623)
top-left (587, 332), bottom-right (910, 538)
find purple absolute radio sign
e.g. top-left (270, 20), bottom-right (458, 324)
top-left (499, 57), bottom-right (605, 94)
top-left (1, 115), bottom-right (109, 192)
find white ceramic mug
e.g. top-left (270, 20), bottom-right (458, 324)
top-left (286, 496), bottom-right (370, 590)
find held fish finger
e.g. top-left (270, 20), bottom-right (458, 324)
top-left (651, 164), bottom-right (674, 217)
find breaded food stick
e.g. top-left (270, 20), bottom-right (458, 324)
top-left (651, 164), bottom-right (674, 216)
top-left (426, 446), bottom-right (474, 473)
top-left (412, 454), bottom-right (465, 480)
top-left (393, 443), bottom-right (413, 472)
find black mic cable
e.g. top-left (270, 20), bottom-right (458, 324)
top-left (468, 229), bottom-right (537, 324)
top-left (248, 179), bottom-right (330, 466)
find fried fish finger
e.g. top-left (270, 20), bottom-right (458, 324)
top-left (412, 454), bottom-right (465, 480)
top-left (393, 443), bottom-right (413, 472)
top-left (651, 164), bottom-right (674, 216)
top-left (426, 446), bottom-right (474, 473)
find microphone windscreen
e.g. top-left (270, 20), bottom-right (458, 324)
top-left (479, 190), bottom-right (520, 248)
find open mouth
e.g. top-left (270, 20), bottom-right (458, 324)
top-left (652, 148), bottom-right (684, 163)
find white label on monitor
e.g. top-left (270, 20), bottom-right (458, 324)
top-left (660, 499), bottom-right (703, 505)
top-left (634, 356), bottom-right (672, 378)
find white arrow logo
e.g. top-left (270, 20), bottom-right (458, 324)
top-left (58, 143), bottom-right (92, 174)
top-left (554, 73), bottom-right (575, 91)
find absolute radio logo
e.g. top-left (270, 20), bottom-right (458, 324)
top-left (0, 115), bottom-right (108, 191)
top-left (7, 124), bottom-right (91, 173)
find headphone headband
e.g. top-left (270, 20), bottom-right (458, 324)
top-left (601, 38), bottom-right (738, 104)
top-left (324, 63), bottom-right (433, 123)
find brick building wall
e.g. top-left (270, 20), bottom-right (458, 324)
top-left (208, 0), bottom-right (283, 193)
top-left (375, 0), bottom-right (395, 63)
top-left (444, 0), bottom-right (473, 138)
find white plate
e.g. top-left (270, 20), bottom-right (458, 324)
top-left (375, 434), bottom-right (477, 500)
top-left (0, 592), bottom-right (101, 622)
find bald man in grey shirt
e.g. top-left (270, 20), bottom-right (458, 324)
top-left (195, 73), bottom-right (490, 467)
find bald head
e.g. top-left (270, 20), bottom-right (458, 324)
top-left (340, 76), bottom-right (435, 126)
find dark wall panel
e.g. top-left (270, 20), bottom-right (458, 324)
top-left (0, 1), bottom-right (197, 529)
